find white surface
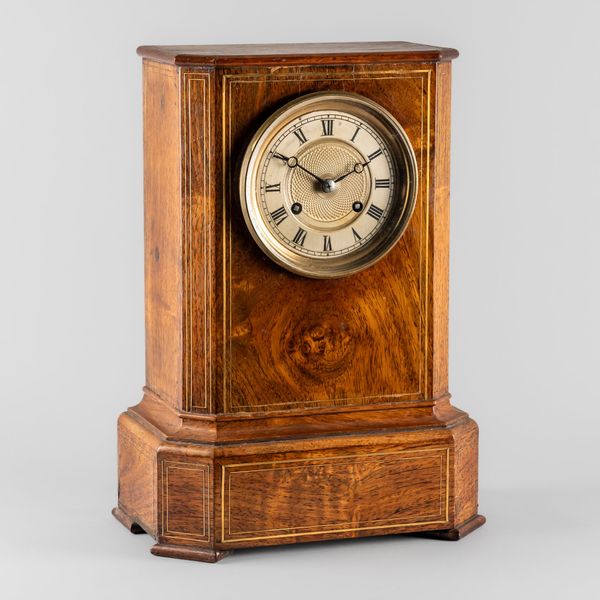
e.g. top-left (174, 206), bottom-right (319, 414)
top-left (1, 0), bottom-right (599, 597)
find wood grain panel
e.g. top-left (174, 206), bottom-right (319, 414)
top-left (161, 461), bottom-right (210, 543)
top-left (452, 419), bottom-right (479, 525)
top-left (143, 61), bottom-right (183, 409)
top-left (430, 61), bottom-right (451, 397)
top-left (220, 66), bottom-right (432, 413)
top-left (117, 413), bottom-right (157, 535)
top-left (221, 446), bottom-right (448, 543)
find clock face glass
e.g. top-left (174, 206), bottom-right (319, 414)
top-left (240, 93), bottom-right (418, 278)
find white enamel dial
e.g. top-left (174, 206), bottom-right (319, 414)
top-left (240, 92), bottom-right (418, 278)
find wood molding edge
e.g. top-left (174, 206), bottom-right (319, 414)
top-left (151, 544), bottom-right (232, 563)
top-left (412, 513), bottom-right (486, 541)
top-left (112, 507), bottom-right (147, 535)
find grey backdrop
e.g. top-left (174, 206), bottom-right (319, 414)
top-left (1, 0), bottom-right (599, 598)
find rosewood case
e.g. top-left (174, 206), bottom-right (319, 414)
top-left (113, 42), bottom-right (484, 563)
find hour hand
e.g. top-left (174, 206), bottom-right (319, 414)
top-left (334, 161), bottom-right (368, 183)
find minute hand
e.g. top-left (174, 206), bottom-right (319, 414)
top-left (273, 152), bottom-right (325, 184)
top-left (296, 163), bottom-right (326, 184)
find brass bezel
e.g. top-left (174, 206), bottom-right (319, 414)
top-left (239, 91), bottom-right (418, 279)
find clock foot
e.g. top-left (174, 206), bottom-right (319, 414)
top-left (413, 514), bottom-right (486, 541)
top-left (111, 507), bottom-right (146, 534)
top-left (151, 543), bottom-right (232, 563)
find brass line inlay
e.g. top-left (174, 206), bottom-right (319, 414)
top-left (183, 72), bottom-right (211, 412)
top-left (228, 456), bottom-right (445, 536)
top-left (222, 69), bottom-right (432, 412)
top-left (162, 461), bottom-right (210, 542)
top-left (233, 392), bottom-right (423, 411)
top-left (220, 446), bottom-right (449, 542)
top-left (424, 70), bottom-right (431, 397)
top-left (445, 443), bottom-right (450, 521)
top-left (222, 73), bottom-right (229, 415)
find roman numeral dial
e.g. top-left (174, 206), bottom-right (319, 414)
top-left (258, 111), bottom-right (396, 257)
top-left (242, 93), bottom-right (418, 277)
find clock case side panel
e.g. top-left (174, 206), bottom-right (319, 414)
top-left (141, 60), bottom-right (218, 414)
top-left (428, 60), bottom-right (452, 399)
top-left (423, 62), bottom-right (483, 533)
top-left (141, 60), bottom-right (184, 410)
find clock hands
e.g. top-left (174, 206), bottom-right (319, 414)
top-left (272, 152), bottom-right (373, 195)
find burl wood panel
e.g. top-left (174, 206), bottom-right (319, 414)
top-left (216, 65), bottom-right (435, 414)
top-left (143, 61), bottom-right (184, 410)
top-left (221, 446), bottom-right (449, 543)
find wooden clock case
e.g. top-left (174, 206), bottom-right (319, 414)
top-left (113, 42), bottom-right (485, 563)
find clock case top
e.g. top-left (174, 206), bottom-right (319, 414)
top-left (134, 42), bottom-right (461, 444)
top-left (137, 41), bottom-right (459, 65)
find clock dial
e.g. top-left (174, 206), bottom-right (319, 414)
top-left (259, 112), bottom-right (394, 258)
top-left (240, 92), bottom-right (418, 278)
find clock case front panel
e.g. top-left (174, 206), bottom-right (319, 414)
top-left (115, 45), bottom-right (483, 562)
top-left (229, 79), bottom-right (424, 411)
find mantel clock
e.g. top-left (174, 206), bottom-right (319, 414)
top-left (113, 41), bottom-right (485, 563)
